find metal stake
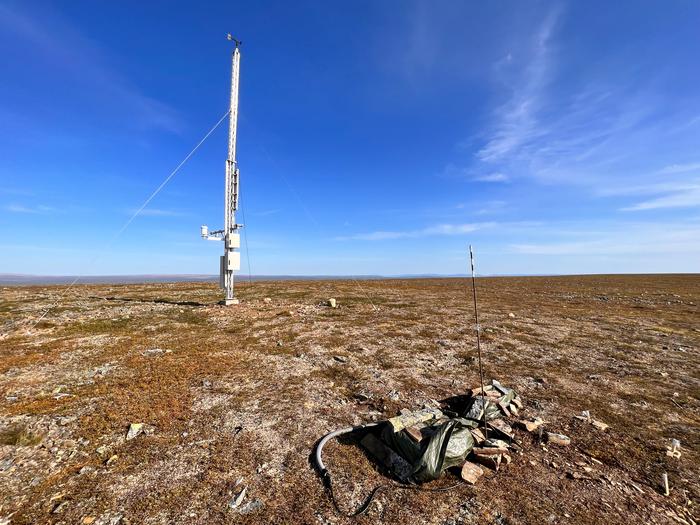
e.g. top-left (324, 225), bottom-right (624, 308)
top-left (469, 245), bottom-right (488, 439)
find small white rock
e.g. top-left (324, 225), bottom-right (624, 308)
top-left (228, 487), bottom-right (247, 509)
top-left (126, 423), bottom-right (144, 440)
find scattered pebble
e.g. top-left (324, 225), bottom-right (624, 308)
top-left (239, 499), bottom-right (264, 514)
top-left (228, 487), bottom-right (247, 509)
top-left (126, 423), bottom-right (144, 440)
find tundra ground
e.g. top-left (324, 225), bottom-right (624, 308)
top-left (0, 275), bottom-right (698, 524)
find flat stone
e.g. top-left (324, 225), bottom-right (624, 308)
top-left (460, 461), bottom-right (484, 484)
top-left (470, 428), bottom-right (486, 444)
top-left (491, 379), bottom-right (513, 396)
top-left (489, 419), bottom-right (514, 438)
top-left (546, 432), bottom-right (571, 446)
top-left (472, 453), bottom-right (501, 471)
top-left (470, 385), bottom-right (495, 396)
top-left (473, 446), bottom-right (508, 456)
top-left (591, 419), bottom-right (609, 431)
top-left (497, 401), bottom-right (511, 416)
top-left (518, 417), bottom-right (544, 432)
top-left (484, 438), bottom-right (509, 449)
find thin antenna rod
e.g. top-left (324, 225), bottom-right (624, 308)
top-left (469, 244), bottom-right (488, 439)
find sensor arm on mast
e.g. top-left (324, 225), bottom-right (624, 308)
top-left (200, 225), bottom-right (244, 241)
top-left (226, 34), bottom-right (242, 47)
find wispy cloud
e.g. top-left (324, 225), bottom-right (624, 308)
top-left (474, 200), bottom-right (508, 215)
top-left (445, 2), bottom-right (700, 229)
top-left (5, 204), bottom-right (55, 214)
top-left (251, 209), bottom-right (281, 217)
top-left (621, 185), bottom-right (700, 211)
top-left (477, 9), bottom-right (561, 162)
top-left (657, 162), bottom-right (700, 175)
top-left (597, 180), bottom-right (700, 211)
top-left (510, 219), bottom-right (700, 255)
top-left (0, 186), bottom-right (33, 196)
top-left (441, 164), bottom-right (510, 183)
top-left (473, 173), bottom-right (509, 183)
top-left (337, 222), bottom-right (493, 241)
top-left (511, 222), bottom-right (700, 255)
top-left (127, 208), bottom-right (186, 217)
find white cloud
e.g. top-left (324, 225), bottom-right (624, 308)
top-left (510, 221), bottom-right (700, 255)
top-left (477, 9), bottom-right (561, 162)
top-left (5, 204), bottom-right (55, 214)
top-left (657, 162), bottom-right (700, 175)
top-left (473, 173), bottom-right (509, 183)
top-left (474, 200), bottom-right (508, 215)
top-left (459, 4), bottom-right (700, 205)
top-left (622, 186), bottom-right (700, 211)
top-left (337, 222), bottom-right (493, 241)
top-left (251, 209), bottom-right (281, 217)
top-left (126, 208), bottom-right (185, 217)
top-left (599, 181), bottom-right (700, 211)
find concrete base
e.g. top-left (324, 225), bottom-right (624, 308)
top-left (221, 298), bottom-right (240, 306)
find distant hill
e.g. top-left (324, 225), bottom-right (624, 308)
top-left (0, 273), bottom-right (475, 285)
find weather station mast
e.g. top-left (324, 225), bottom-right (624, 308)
top-left (200, 34), bottom-right (243, 305)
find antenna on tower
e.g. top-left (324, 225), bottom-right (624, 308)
top-left (200, 34), bottom-right (244, 305)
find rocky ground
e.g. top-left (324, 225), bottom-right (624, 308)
top-left (0, 275), bottom-right (698, 524)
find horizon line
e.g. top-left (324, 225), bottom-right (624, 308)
top-left (1, 271), bottom-right (697, 286)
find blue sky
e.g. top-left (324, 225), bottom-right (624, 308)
top-left (1, 1), bottom-right (699, 276)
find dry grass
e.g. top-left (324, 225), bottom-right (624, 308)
top-left (0, 425), bottom-right (43, 447)
top-left (0, 275), bottom-right (698, 524)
